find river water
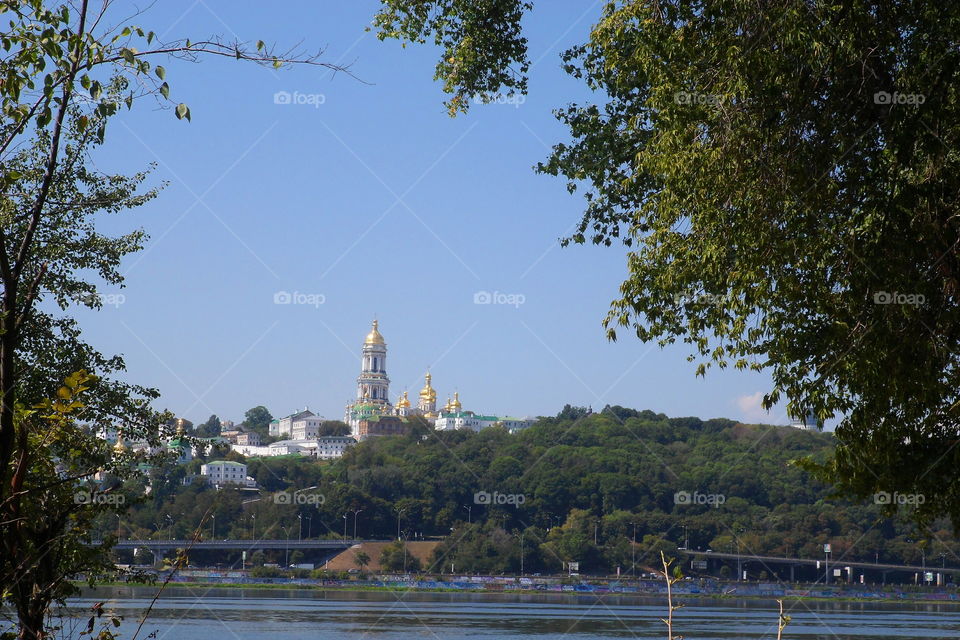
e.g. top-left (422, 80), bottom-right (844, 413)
top-left (57, 586), bottom-right (960, 639)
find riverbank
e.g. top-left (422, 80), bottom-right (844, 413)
top-left (78, 574), bottom-right (960, 605)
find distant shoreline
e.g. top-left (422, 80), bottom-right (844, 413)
top-left (77, 580), bottom-right (960, 606)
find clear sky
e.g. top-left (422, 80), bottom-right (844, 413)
top-left (76, 0), bottom-right (792, 427)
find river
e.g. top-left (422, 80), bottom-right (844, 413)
top-left (55, 586), bottom-right (960, 639)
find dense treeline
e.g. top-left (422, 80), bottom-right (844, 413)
top-left (111, 406), bottom-right (949, 574)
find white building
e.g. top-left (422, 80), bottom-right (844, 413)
top-left (433, 400), bottom-right (536, 433)
top-left (200, 460), bottom-right (256, 487)
top-left (315, 436), bottom-right (356, 459)
top-left (230, 436), bottom-right (356, 460)
top-left (270, 409), bottom-right (325, 438)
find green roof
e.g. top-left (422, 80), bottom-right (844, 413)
top-left (206, 460), bottom-right (245, 467)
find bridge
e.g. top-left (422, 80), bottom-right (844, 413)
top-left (677, 549), bottom-right (959, 584)
top-left (92, 538), bottom-right (391, 563)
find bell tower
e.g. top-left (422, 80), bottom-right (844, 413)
top-left (357, 320), bottom-right (390, 404)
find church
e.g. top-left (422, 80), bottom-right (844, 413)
top-left (344, 320), bottom-right (517, 440)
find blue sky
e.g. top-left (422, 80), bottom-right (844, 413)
top-left (76, 0), bottom-right (789, 427)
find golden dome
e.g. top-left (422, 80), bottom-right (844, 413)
top-left (450, 391), bottom-right (462, 411)
top-left (396, 391), bottom-right (411, 409)
top-left (419, 372), bottom-right (437, 401)
top-left (175, 418), bottom-right (186, 436)
top-left (113, 433), bottom-right (127, 454)
top-left (364, 319), bottom-right (385, 345)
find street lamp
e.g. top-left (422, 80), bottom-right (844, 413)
top-left (463, 505), bottom-right (472, 525)
top-left (342, 514), bottom-right (348, 543)
top-left (281, 525), bottom-right (291, 567)
top-left (351, 509), bottom-right (363, 541)
top-left (211, 514), bottom-right (216, 540)
top-left (397, 507), bottom-right (407, 541)
top-left (298, 514), bottom-right (302, 542)
top-left (631, 522), bottom-right (637, 577)
top-left (251, 514), bottom-right (257, 541)
top-left (515, 531), bottom-right (525, 576)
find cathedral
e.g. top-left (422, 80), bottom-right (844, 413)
top-left (344, 320), bottom-right (533, 439)
top-left (344, 320), bottom-right (446, 438)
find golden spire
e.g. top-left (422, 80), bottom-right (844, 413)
top-left (443, 397), bottom-right (452, 412)
top-left (175, 418), bottom-right (186, 437)
top-left (364, 319), bottom-right (385, 345)
top-left (450, 391), bottom-right (462, 411)
top-left (419, 371), bottom-right (437, 402)
top-left (396, 391), bottom-right (411, 409)
top-left (113, 431), bottom-right (127, 454)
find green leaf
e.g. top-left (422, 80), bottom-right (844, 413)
top-left (155, 65), bottom-right (165, 80)
top-left (175, 103), bottom-right (190, 121)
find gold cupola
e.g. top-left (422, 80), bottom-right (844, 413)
top-left (396, 391), bottom-right (411, 409)
top-left (364, 319), bottom-right (385, 345)
top-left (113, 431), bottom-right (127, 454)
top-left (450, 391), bottom-right (462, 411)
top-left (419, 372), bottom-right (437, 402)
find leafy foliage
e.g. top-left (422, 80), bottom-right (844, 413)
top-left (379, 0), bottom-right (960, 526)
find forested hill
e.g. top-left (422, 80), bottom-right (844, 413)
top-left (302, 405), bottom-right (935, 569)
top-left (129, 405), bottom-right (939, 574)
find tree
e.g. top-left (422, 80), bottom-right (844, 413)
top-left (195, 414), bottom-right (222, 438)
top-left (376, 0), bottom-right (960, 526)
top-left (0, 2), bottom-right (351, 637)
top-left (243, 406), bottom-right (273, 437)
top-left (353, 550), bottom-right (371, 573)
top-left (318, 420), bottom-right (352, 437)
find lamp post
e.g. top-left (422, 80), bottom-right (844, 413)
top-left (298, 514), bottom-right (302, 542)
top-left (397, 507), bottom-right (406, 541)
top-left (463, 505), bottom-right (472, 525)
top-left (351, 509), bottom-right (363, 541)
top-left (211, 514), bottom-right (216, 540)
top-left (251, 514), bottom-right (257, 541)
top-left (515, 531), bottom-right (525, 576)
top-left (342, 514), bottom-right (348, 543)
top-left (630, 522), bottom-right (637, 577)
